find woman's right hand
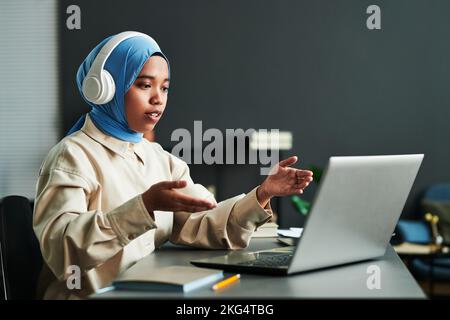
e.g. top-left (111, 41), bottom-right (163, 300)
top-left (142, 180), bottom-right (217, 214)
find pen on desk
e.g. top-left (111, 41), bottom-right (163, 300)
top-left (212, 274), bottom-right (241, 291)
top-left (95, 285), bottom-right (115, 295)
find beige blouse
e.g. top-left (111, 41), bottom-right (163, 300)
top-left (33, 115), bottom-right (273, 299)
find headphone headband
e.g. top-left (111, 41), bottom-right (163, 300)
top-left (88, 31), bottom-right (160, 78)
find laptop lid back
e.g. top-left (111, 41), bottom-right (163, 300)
top-left (288, 154), bottom-right (424, 274)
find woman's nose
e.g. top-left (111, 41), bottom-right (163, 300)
top-left (150, 91), bottom-right (162, 105)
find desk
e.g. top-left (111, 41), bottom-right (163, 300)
top-left (91, 238), bottom-right (426, 299)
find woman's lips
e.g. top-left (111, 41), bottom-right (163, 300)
top-left (144, 111), bottom-right (161, 123)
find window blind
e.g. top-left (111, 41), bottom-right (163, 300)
top-left (0, 0), bottom-right (59, 199)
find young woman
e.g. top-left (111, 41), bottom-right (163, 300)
top-left (33, 32), bottom-right (313, 299)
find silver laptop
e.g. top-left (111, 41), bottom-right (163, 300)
top-left (191, 154), bottom-right (424, 275)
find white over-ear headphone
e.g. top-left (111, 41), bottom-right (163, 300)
top-left (82, 31), bottom-right (160, 105)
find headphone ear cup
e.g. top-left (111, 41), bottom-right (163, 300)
top-left (97, 70), bottom-right (115, 104)
top-left (82, 75), bottom-right (102, 104)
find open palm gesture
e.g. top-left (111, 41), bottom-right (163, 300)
top-left (257, 156), bottom-right (313, 206)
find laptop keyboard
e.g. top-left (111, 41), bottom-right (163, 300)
top-left (238, 253), bottom-right (293, 267)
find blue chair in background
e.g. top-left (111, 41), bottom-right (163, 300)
top-left (396, 184), bottom-right (450, 293)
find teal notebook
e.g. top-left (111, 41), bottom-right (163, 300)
top-left (113, 265), bottom-right (224, 293)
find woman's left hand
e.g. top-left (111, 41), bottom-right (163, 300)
top-left (256, 156), bottom-right (313, 207)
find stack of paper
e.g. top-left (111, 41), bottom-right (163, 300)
top-left (277, 227), bottom-right (303, 238)
top-left (251, 222), bottom-right (279, 238)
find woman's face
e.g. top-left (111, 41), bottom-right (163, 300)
top-left (125, 55), bottom-right (169, 133)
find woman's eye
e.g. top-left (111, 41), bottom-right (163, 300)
top-left (137, 83), bottom-right (151, 89)
top-left (162, 87), bottom-right (170, 93)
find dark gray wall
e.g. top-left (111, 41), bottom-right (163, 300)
top-left (60, 0), bottom-right (450, 227)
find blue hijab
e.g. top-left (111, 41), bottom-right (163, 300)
top-left (67, 33), bottom-right (170, 143)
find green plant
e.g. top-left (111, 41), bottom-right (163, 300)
top-left (290, 164), bottom-right (323, 216)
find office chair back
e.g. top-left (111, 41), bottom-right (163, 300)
top-left (424, 183), bottom-right (450, 202)
top-left (422, 183), bottom-right (450, 244)
top-left (0, 195), bottom-right (42, 300)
